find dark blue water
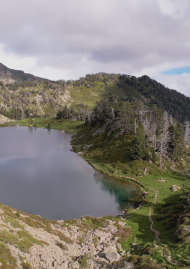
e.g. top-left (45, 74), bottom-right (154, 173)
top-left (0, 127), bottom-right (139, 220)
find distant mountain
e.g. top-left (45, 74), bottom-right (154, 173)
top-left (66, 73), bottom-right (190, 123)
top-left (0, 63), bottom-right (190, 123)
top-left (120, 74), bottom-right (190, 123)
top-left (0, 62), bottom-right (43, 83)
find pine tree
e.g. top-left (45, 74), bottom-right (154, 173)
top-left (168, 125), bottom-right (175, 158)
top-left (173, 122), bottom-right (184, 161)
top-left (129, 123), bottom-right (145, 160)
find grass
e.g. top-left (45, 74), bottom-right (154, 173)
top-left (4, 217), bottom-right (24, 230)
top-left (78, 254), bottom-right (88, 268)
top-left (52, 230), bottom-right (73, 244)
top-left (0, 229), bottom-right (44, 253)
top-left (71, 123), bottom-right (190, 268)
top-left (56, 242), bottom-right (67, 250)
top-left (5, 118), bottom-right (83, 133)
top-left (78, 155), bottom-right (190, 266)
top-left (21, 261), bottom-right (32, 269)
top-left (0, 243), bottom-right (17, 267)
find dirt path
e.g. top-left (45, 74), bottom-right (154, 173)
top-left (87, 162), bottom-right (162, 244)
top-left (148, 192), bottom-right (160, 244)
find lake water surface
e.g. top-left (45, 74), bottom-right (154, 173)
top-left (0, 127), bottom-right (139, 220)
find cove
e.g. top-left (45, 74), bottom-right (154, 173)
top-left (0, 126), bottom-right (139, 220)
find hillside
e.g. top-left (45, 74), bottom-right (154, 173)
top-left (0, 63), bottom-right (43, 83)
top-left (71, 95), bottom-right (190, 176)
top-left (70, 96), bottom-right (190, 268)
top-left (0, 63), bottom-right (190, 123)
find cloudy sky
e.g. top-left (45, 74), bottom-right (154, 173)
top-left (0, 0), bottom-right (190, 96)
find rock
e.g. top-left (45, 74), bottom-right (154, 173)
top-left (118, 222), bottom-right (126, 227)
top-left (172, 185), bottom-right (181, 192)
top-left (87, 260), bottom-right (95, 269)
top-left (94, 230), bottom-right (109, 243)
top-left (88, 243), bottom-right (96, 253)
top-left (180, 225), bottom-right (190, 235)
top-left (57, 262), bottom-right (69, 269)
top-left (0, 204), bottom-right (131, 269)
top-left (52, 260), bottom-right (57, 267)
top-left (40, 253), bottom-right (49, 262)
top-left (105, 252), bottom-right (120, 263)
top-left (155, 179), bottom-right (166, 183)
top-left (104, 220), bottom-right (114, 226)
top-left (105, 225), bottom-right (118, 234)
top-left (96, 245), bottom-right (102, 251)
top-left (72, 261), bottom-right (80, 268)
top-left (118, 261), bottom-right (135, 269)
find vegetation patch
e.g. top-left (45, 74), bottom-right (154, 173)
top-left (4, 217), bottom-right (24, 230)
top-left (53, 230), bottom-right (73, 244)
top-left (0, 242), bottom-right (17, 267)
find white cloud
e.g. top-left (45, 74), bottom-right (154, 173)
top-left (0, 0), bottom-right (190, 93)
top-left (154, 73), bottom-right (190, 97)
top-left (0, 43), bottom-right (69, 80)
top-left (0, 44), bottom-right (36, 73)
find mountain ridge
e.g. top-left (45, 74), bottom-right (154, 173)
top-left (0, 62), bottom-right (190, 124)
top-left (0, 62), bottom-right (45, 83)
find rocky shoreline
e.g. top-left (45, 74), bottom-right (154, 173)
top-left (0, 205), bottom-right (134, 269)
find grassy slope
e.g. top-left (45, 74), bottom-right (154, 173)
top-left (4, 117), bottom-right (83, 134)
top-left (71, 123), bottom-right (190, 268)
top-left (66, 81), bottom-right (132, 111)
top-left (0, 78), bottom-right (143, 119)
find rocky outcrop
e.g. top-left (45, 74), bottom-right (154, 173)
top-left (0, 205), bottom-right (132, 269)
top-left (171, 185), bottom-right (181, 192)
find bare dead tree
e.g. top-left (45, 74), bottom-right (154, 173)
top-left (134, 118), bottom-right (138, 136)
top-left (111, 107), bottom-right (115, 120)
top-left (184, 121), bottom-right (190, 146)
top-left (163, 111), bottom-right (169, 141)
top-left (151, 122), bottom-right (157, 150)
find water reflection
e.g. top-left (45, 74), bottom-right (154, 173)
top-left (94, 172), bottom-right (139, 211)
top-left (0, 127), bottom-right (139, 220)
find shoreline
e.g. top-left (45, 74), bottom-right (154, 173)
top-left (0, 119), bottom-right (189, 267)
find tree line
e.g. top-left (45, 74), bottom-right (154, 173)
top-left (75, 95), bottom-right (186, 166)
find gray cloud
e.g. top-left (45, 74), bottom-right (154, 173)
top-left (0, 0), bottom-right (190, 96)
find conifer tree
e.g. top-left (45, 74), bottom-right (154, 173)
top-left (129, 123), bottom-right (145, 160)
top-left (173, 122), bottom-right (184, 161)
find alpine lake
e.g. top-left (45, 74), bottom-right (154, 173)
top-left (0, 126), bottom-right (140, 220)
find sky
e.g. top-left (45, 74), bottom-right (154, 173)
top-left (0, 0), bottom-right (190, 96)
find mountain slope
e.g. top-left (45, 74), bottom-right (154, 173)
top-left (0, 62), bottom-right (43, 83)
top-left (0, 63), bottom-right (190, 123)
top-left (122, 74), bottom-right (190, 123)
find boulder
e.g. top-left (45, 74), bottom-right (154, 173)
top-left (172, 185), bottom-right (181, 192)
top-left (105, 251), bottom-right (120, 263)
top-left (118, 261), bottom-right (135, 269)
top-left (57, 262), bottom-right (69, 269)
top-left (118, 222), bottom-right (126, 228)
top-left (72, 261), bottom-right (80, 268)
top-left (105, 225), bottom-right (118, 234)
